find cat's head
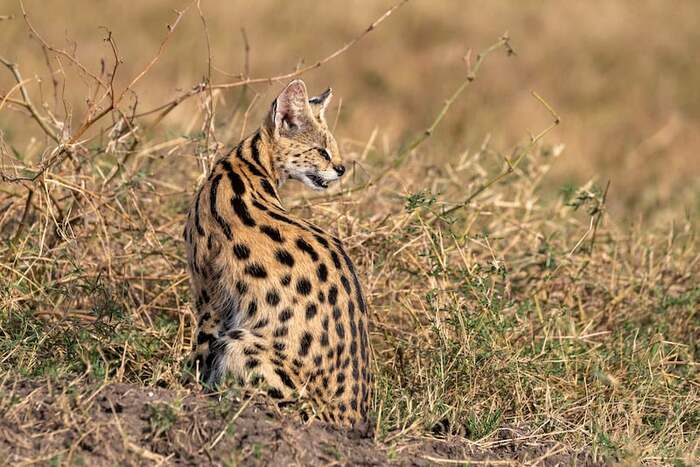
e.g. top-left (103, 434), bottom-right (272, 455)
top-left (264, 80), bottom-right (345, 191)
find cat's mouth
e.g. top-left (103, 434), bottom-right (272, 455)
top-left (306, 173), bottom-right (330, 189)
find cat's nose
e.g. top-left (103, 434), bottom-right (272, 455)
top-left (334, 164), bottom-right (346, 177)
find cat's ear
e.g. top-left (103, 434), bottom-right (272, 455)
top-left (309, 88), bottom-right (333, 120)
top-left (265, 80), bottom-right (312, 138)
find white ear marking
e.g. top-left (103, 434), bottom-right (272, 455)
top-left (309, 87), bottom-right (333, 118)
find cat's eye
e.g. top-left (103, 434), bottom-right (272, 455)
top-left (318, 148), bottom-right (331, 161)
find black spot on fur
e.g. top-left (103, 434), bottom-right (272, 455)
top-left (279, 308), bottom-right (293, 322)
top-left (250, 375), bottom-right (264, 386)
top-left (296, 238), bottom-right (319, 261)
top-left (247, 300), bottom-right (258, 317)
top-left (266, 290), bottom-right (281, 306)
top-left (336, 322), bottom-right (346, 339)
top-left (253, 318), bottom-right (269, 329)
top-left (318, 291), bottom-right (326, 303)
top-left (260, 225), bottom-right (284, 243)
top-left (273, 341), bottom-right (286, 352)
top-left (232, 196), bottom-right (256, 227)
top-left (236, 280), bottom-right (248, 295)
top-left (252, 199), bottom-right (269, 212)
top-left (237, 141), bottom-right (265, 177)
top-left (316, 263), bottom-right (328, 282)
top-left (305, 303), bottom-right (318, 320)
top-left (296, 278), bottom-right (312, 296)
top-left (244, 263), bottom-right (267, 278)
top-left (275, 249), bottom-right (295, 267)
top-left (341, 275), bottom-right (351, 294)
top-left (336, 343), bottom-right (346, 360)
top-left (245, 358), bottom-right (260, 369)
top-left (274, 326), bottom-right (288, 338)
top-left (221, 160), bottom-right (246, 195)
top-left (269, 210), bottom-right (304, 230)
top-left (331, 251), bottom-right (341, 269)
top-left (233, 243), bottom-right (250, 260)
top-left (260, 178), bottom-right (277, 199)
top-left (314, 234), bottom-right (329, 249)
top-left (274, 368), bottom-right (297, 390)
top-left (328, 285), bottom-right (338, 305)
top-left (250, 132), bottom-right (270, 177)
top-left (280, 274), bottom-right (292, 286)
top-left (299, 332), bottom-right (313, 357)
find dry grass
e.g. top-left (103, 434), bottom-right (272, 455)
top-left (1, 1), bottom-right (699, 465)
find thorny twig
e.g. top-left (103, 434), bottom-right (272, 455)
top-left (394, 33), bottom-right (516, 169)
top-left (1, 2), bottom-right (193, 182)
top-left (439, 90), bottom-right (560, 218)
top-left (305, 33), bottom-right (515, 202)
top-left (0, 56), bottom-right (60, 143)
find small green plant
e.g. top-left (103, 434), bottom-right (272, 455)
top-left (404, 189), bottom-right (437, 212)
top-left (147, 402), bottom-right (179, 440)
top-left (465, 409), bottom-right (502, 440)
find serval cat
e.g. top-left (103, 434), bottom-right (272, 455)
top-left (183, 80), bottom-right (371, 430)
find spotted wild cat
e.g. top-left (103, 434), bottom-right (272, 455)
top-left (183, 80), bottom-right (371, 429)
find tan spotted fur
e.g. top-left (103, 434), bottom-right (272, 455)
top-left (183, 80), bottom-right (371, 429)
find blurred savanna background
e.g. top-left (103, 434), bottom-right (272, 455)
top-left (2, 0), bottom-right (699, 220)
top-left (1, 1), bottom-right (698, 465)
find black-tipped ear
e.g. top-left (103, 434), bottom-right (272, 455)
top-left (309, 88), bottom-right (333, 119)
top-left (266, 80), bottom-right (311, 137)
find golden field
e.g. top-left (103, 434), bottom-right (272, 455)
top-left (1, 1), bottom-right (698, 465)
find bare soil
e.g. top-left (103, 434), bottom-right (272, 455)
top-left (0, 379), bottom-right (601, 466)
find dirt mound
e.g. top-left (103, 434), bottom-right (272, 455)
top-left (0, 379), bottom-right (599, 466)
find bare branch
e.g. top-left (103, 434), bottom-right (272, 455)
top-left (439, 90), bottom-right (561, 217)
top-left (116, 3), bottom-right (192, 103)
top-left (0, 56), bottom-right (60, 143)
top-left (306, 33), bottom-right (514, 202)
top-left (19, 0), bottom-right (108, 91)
top-left (135, 0), bottom-right (409, 122)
